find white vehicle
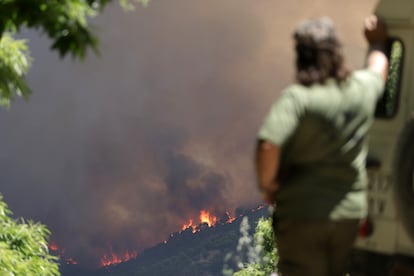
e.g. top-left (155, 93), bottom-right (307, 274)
top-left (352, 0), bottom-right (414, 274)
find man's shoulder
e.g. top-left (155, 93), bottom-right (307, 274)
top-left (349, 69), bottom-right (385, 97)
top-left (351, 69), bottom-right (383, 85)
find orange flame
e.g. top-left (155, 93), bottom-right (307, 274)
top-left (181, 219), bottom-right (194, 231)
top-left (199, 210), bottom-right (217, 227)
top-left (181, 219), bottom-right (197, 233)
top-left (100, 249), bottom-right (138, 267)
top-left (180, 209), bottom-right (220, 233)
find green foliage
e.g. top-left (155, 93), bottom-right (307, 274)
top-left (0, 33), bottom-right (31, 107)
top-left (233, 217), bottom-right (277, 276)
top-left (253, 217), bottom-right (277, 273)
top-left (1, 0), bottom-right (97, 58)
top-left (0, 194), bottom-right (59, 276)
top-left (233, 263), bottom-right (269, 276)
top-left (0, 0), bottom-right (148, 106)
top-left (375, 39), bottom-right (403, 118)
top-left (384, 40), bottom-right (403, 116)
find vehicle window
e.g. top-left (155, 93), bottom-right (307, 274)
top-left (375, 39), bottom-right (404, 118)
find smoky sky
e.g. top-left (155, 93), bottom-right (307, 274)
top-left (0, 0), bottom-right (377, 266)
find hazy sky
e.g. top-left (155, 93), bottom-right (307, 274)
top-left (0, 0), bottom-right (377, 266)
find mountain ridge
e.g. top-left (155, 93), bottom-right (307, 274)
top-left (60, 205), bottom-right (269, 276)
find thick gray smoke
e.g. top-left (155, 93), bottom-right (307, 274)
top-left (0, 0), bottom-right (376, 266)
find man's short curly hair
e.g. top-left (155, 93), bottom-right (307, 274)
top-left (293, 17), bottom-right (350, 86)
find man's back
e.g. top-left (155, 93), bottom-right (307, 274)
top-left (258, 69), bottom-right (384, 220)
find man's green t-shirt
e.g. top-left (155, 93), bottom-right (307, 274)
top-left (258, 69), bottom-right (384, 220)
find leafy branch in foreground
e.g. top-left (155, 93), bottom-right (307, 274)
top-left (0, 33), bottom-right (31, 107)
top-left (0, 194), bottom-right (59, 276)
top-left (0, 0), bottom-right (148, 107)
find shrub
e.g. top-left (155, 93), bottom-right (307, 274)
top-left (0, 194), bottom-right (59, 276)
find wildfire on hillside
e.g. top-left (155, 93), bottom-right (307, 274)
top-left (47, 205), bottom-right (265, 268)
top-left (49, 240), bottom-right (138, 268)
top-left (100, 249), bottom-right (138, 267)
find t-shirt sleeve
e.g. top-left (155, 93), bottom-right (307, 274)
top-left (356, 69), bottom-right (385, 100)
top-left (258, 88), bottom-right (304, 146)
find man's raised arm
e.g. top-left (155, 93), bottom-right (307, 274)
top-left (365, 15), bottom-right (389, 82)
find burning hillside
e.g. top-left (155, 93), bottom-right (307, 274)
top-left (50, 205), bottom-right (265, 270)
top-left (100, 248), bottom-right (138, 267)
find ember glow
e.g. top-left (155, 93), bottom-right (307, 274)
top-left (66, 258), bottom-right (78, 265)
top-left (100, 249), bottom-right (138, 267)
top-left (225, 211), bottom-right (236, 223)
top-left (49, 242), bottom-right (59, 252)
top-left (48, 241), bottom-right (78, 265)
